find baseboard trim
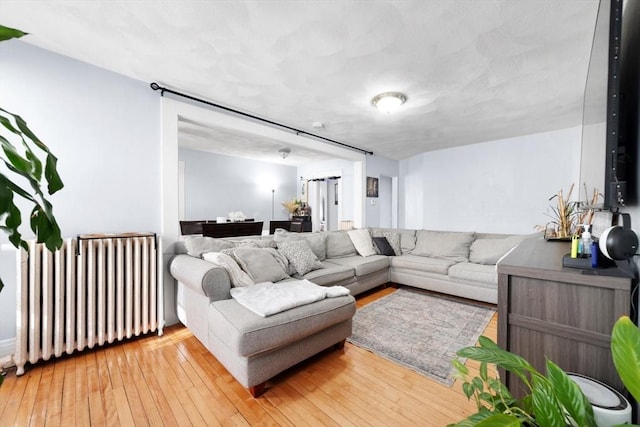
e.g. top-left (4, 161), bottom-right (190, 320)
top-left (0, 337), bottom-right (15, 359)
top-left (0, 337), bottom-right (15, 368)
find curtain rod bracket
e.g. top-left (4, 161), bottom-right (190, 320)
top-left (149, 81), bottom-right (373, 156)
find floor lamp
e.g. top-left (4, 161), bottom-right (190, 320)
top-left (271, 188), bottom-right (275, 219)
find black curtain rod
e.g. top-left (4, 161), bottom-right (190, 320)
top-left (149, 82), bottom-right (373, 156)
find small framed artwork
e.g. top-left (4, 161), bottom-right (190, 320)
top-left (366, 177), bottom-right (379, 198)
top-left (334, 182), bottom-right (339, 205)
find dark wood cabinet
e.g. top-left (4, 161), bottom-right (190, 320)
top-left (497, 238), bottom-right (635, 397)
top-left (269, 219), bottom-right (312, 234)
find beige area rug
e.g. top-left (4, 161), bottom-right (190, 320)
top-left (347, 287), bottom-right (495, 386)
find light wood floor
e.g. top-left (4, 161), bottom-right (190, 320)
top-left (0, 286), bottom-right (497, 426)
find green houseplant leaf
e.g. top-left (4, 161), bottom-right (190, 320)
top-left (545, 361), bottom-right (596, 427)
top-left (611, 315), bottom-right (640, 402)
top-left (0, 23), bottom-right (64, 387)
top-left (0, 27), bottom-right (64, 288)
top-left (0, 24), bottom-right (25, 41)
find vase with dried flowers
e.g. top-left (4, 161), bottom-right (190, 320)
top-left (281, 198), bottom-right (302, 219)
top-left (535, 184), bottom-right (602, 239)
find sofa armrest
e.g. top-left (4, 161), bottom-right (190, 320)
top-left (169, 254), bottom-right (231, 302)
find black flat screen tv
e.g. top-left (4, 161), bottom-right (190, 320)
top-left (582, 0), bottom-right (640, 210)
top-left (601, 0), bottom-right (639, 208)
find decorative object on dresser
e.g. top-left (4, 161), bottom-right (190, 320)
top-left (535, 183), bottom-right (602, 240)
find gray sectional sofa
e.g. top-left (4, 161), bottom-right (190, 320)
top-left (169, 227), bottom-right (534, 396)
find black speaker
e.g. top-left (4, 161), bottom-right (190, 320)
top-left (599, 225), bottom-right (639, 260)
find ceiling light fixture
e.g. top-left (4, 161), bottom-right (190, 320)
top-left (278, 147), bottom-right (291, 159)
top-left (371, 92), bottom-right (407, 113)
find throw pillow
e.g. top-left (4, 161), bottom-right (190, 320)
top-left (183, 236), bottom-right (235, 258)
top-left (370, 228), bottom-right (402, 256)
top-left (264, 247), bottom-right (296, 276)
top-left (277, 240), bottom-right (323, 276)
top-left (412, 230), bottom-right (475, 262)
top-left (347, 229), bottom-right (377, 257)
top-left (231, 247), bottom-right (289, 283)
top-left (202, 252), bottom-right (254, 287)
top-left (372, 236), bottom-right (396, 256)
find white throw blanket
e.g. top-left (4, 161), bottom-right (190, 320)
top-left (229, 279), bottom-right (351, 317)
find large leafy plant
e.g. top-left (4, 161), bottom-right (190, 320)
top-left (451, 316), bottom-right (640, 426)
top-left (0, 24), bottom-right (64, 292)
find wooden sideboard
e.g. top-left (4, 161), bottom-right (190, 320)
top-left (268, 219), bottom-right (312, 234)
top-left (496, 238), bottom-right (636, 397)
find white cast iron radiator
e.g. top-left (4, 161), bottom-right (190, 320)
top-left (15, 233), bottom-right (163, 375)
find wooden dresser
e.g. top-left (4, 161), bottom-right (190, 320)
top-left (496, 238), bottom-right (636, 397)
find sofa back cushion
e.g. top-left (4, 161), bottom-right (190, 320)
top-left (326, 231), bottom-right (358, 258)
top-left (469, 235), bottom-right (528, 265)
top-left (184, 236), bottom-right (235, 258)
top-left (412, 230), bottom-right (475, 262)
top-left (274, 229), bottom-right (327, 261)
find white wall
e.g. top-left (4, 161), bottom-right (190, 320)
top-left (179, 148), bottom-right (298, 223)
top-left (298, 158), bottom-right (358, 225)
top-left (365, 155), bottom-right (399, 228)
top-left (0, 42), bottom-right (161, 348)
top-left (400, 127), bottom-right (582, 234)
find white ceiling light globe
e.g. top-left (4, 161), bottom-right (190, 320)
top-left (372, 92), bottom-right (407, 113)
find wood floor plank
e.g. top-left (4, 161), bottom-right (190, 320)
top-left (1, 286), bottom-right (498, 427)
top-left (112, 386), bottom-right (136, 426)
top-left (28, 361), bottom-right (54, 427)
top-left (0, 369), bottom-right (18, 418)
top-left (44, 357), bottom-right (66, 427)
top-left (10, 367), bottom-right (41, 427)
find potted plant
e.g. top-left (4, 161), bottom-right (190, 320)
top-left (450, 316), bottom-right (640, 426)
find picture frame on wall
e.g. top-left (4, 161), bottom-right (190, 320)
top-left (366, 177), bottom-right (379, 198)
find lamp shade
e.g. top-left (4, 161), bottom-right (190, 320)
top-left (599, 226), bottom-right (639, 260)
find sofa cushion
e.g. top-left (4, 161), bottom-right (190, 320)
top-left (412, 230), bottom-right (475, 262)
top-left (326, 231), bottom-right (358, 258)
top-left (469, 235), bottom-right (525, 265)
top-left (347, 229), bottom-right (377, 257)
top-left (183, 236), bottom-right (235, 258)
top-left (390, 254), bottom-right (456, 275)
top-left (209, 295), bottom-right (356, 357)
top-left (202, 252), bottom-right (254, 287)
top-left (400, 231), bottom-right (417, 254)
top-left (301, 261), bottom-right (355, 286)
top-left (277, 240), bottom-right (323, 276)
top-left (372, 236), bottom-right (396, 256)
top-left (326, 255), bottom-right (390, 277)
top-left (232, 247), bottom-right (289, 283)
top-left (273, 230), bottom-right (327, 261)
top-left (447, 262), bottom-right (498, 285)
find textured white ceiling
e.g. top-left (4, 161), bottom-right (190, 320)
top-left (1, 0), bottom-right (601, 161)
